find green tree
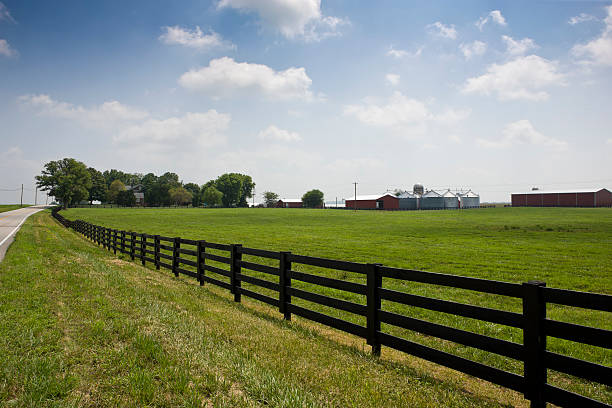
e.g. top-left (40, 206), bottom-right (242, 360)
top-left (201, 186), bottom-right (223, 207)
top-left (169, 187), bottom-right (193, 206)
top-left (184, 183), bottom-right (201, 207)
top-left (238, 175), bottom-right (255, 207)
top-left (116, 190), bottom-right (136, 207)
top-left (214, 173), bottom-right (254, 207)
top-left (87, 167), bottom-right (107, 204)
top-left (302, 189), bottom-right (324, 208)
top-left (36, 158), bottom-right (92, 209)
top-left (263, 191), bottom-right (279, 208)
top-left (107, 180), bottom-right (126, 203)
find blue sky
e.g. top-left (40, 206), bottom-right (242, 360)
top-left (1, 0), bottom-right (612, 204)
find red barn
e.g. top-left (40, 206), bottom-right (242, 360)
top-left (277, 199), bottom-right (303, 208)
top-left (345, 194), bottom-right (399, 210)
top-left (511, 188), bottom-right (612, 207)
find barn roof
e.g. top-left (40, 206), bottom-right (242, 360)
top-left (347, 194), bottom-right (398, 201)
top-left (512, 188), bottom-right (610, 195)
top-left (279, 198), bottom-right (302, 203)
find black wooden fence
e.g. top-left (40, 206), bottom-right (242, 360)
top-left (51, 207), bottom-right (611, 408)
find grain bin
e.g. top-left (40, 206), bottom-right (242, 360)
top-left (459, 190), bottom-right (480, 208)
top-left (420, 190), bottom-right (444, 209)
top-left (398, 192), bottom-right (419, 210)
top-left (442, 190), bottom-right (459, 209)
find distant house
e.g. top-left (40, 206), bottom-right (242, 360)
top-left (345, 194), bottom-right (399, 210)
top-left (511, 188), bottom-right (612, 207)
top-left (127, 185), bottom-right (145, 206)
top-left (277, 199), bottom-right (303, 208)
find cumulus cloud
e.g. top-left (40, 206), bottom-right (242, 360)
top-left (0, 2), bottom-right (15, 23)
top-left (343, 92), bottom-right (469, 129)
top-left (178, 57), bottom-right (313, 100)
top-left (502, 35), bottom-right (537, 56)
top-left (217, 0), bottom-right (348, 41)
top-left (19, 94), bottom-right (149, 126)
top-left (462, 55), bottom-right (564, 101)
top-left (159, 26), bottom-right (235, 50)
top-left (459, 40), bottom-right (487, 59)
top-left (569, 13), bottom-right (596, 26)
top-left (477, 120), bottom-right (567, 150)
top-left (258, 125), bottom-right (302, 142)
top-left (0, 38), bottom-right (16, 57)
top-left (114, 111), bottom-right (230, 152)
top-left (386, 45), bottom-right (422, 58)
top-left (427, 21), bottom-right (457, 39)
top-left (572, 5), bottom-right (612, 66)
top-left (385, 73), bottom-right (400, 86)
top-left (476, 10), bottom-right (507, 31)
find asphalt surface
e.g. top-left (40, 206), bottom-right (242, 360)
top-left (0, 206), bottom-right (47, 262)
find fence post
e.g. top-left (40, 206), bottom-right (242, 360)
top-left (105, 228), bottom-right (109, 250)
top-left (279, 251), bottom-right (292, 321)
top-left (130, 232), bottom-right (136, 261)
top-left (231, 244), bottom-right (242, 302)
top-left (522, 280), bottom-right (547, 408)
top-left (154, 235), bottom-right (160, 270)
top-left (367, 263), bottom-right (382, 356)
top-left (113, 230), bottom-right (117, 255)
top-left (121, 231), bottom-right (126, 254)
top-left (172, 237), bottom-right (180, 277)
top-left (141, 234), bottom-right (146, 266)
top-left (197, 240), bottom-right (206, 286)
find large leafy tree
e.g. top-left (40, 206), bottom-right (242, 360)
top-left (169, 187), bottom-right (193, 206)
top-left (184, 183), bottom-right (201, 207)
top-left (201, 186), bottom-right (223, 207)
top-left (263, 191), bottom-right (279, 208)
top-left (107, 179), bottom-right (126, 203)
top-left (36, 158), bottom-right (92, 209)
top-left (214, 173), bottom-right (255, 207)
top-left (238, 175), bottom-right (255, 207)
top-left (87, 167), bottom-right (107, 204)
top-left (116, 190), bottom-right (136, 207)
top-left (302, 189), bottom-right (324, 208)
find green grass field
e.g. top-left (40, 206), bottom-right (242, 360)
top-left (0, 204), bottom-right (29, 213)
top-left (1, 211), bottom-right (530, 407)
top-left (60, 207), bottom-right (612, 403)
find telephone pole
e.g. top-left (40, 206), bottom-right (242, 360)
top-left (20, 184), bottom-right (23, 207)
top-left (35, 187), bottom-right (38, 206)
top-left (353, 182), bottom-right (358, 212)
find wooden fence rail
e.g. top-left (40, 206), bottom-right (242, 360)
top-left (51, 208), bottom-right (611, 408)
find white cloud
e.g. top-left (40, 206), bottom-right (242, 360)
top-left (502, 35), bottom-right (537, 56)
top-left (0, 2), bottom-right (15, 23)
top-left (569, 13), bottom-right (596, 26)
top-left (114, 111), bottom-right (230, 152)
top-left (385, 73), bottom-right (400, 86)
top-left (477, 120), bottom-right (567, 150)
top-left (462, 55), bottom-right (564, 101)
top-left (459, 40), bottom-right (487, 59)
top-left (19, 94), bottom-right (149, 126)
top-left (386, 45), bottom-right (422, 58)
top-left (0, 147), bottom-right (38, 171)
top-left (427, 21), bottom-right (457, 40)
top-left (217, 0), bottom-right (348, 41)
top-left (476, 10), bottom-right (507, 31)
top-left (343, 92), bottom-right (469, 129)
top-left (258, 125), bottom-right (302, 142)
top-left (572, 5), bottom-right (612, 66)
top-left (159, 26), bottom-right (235, 50)
top-left (178, 57), bottom-right (313, 100)
top-left (0, 39), bottom-right (16, 57)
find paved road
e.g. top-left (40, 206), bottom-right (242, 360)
top-left (0, 206), bottom-right (48, 262)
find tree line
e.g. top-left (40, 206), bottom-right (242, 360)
top-left (36, 158), bottom-right (254, 209)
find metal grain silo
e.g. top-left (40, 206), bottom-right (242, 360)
top-left (398, 192), bottom-right (418, 210)
top-left (413, 183), bottom-right (424, 196)
top-left (420, 190), bottom-right (444, 209)
top-left (442, 190), bottom-right (459, 209)
top-left (459, 190), bottom-right (480, 208)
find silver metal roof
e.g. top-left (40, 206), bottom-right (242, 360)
top-left (279, 198), bottom-right (302, 203)
top-left (347, 194), bottom-right (398, 201)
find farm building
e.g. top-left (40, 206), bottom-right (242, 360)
top-left (420, 190), bottom-right (445, 209)
top-left (511, 188), bottom-right (612, 207)
top-left (345, 194), bottom-right (399, 210)
top-left (277, 199), bottom-right (303, 208)
top-left (458, 190), bottom-right (480, 208)
top-left (442, 190), bottom-right (459, 209)
top-left (398, 192), bottom-right (419, 210)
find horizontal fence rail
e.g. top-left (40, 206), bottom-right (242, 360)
top-left (50, 207), bottom-right (612, 408)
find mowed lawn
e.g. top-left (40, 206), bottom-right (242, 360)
top-left (0, 211), bottom-right (528, 407)
top-left (0, 205), bottom-right (29, 213)
top-left (61, 207), bottom-right (612, 403)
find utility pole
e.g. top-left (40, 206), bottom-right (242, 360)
top-left (45, 193), bottom-right (48, 205)
top-left (35, 187), bottom-right (38, 206)
top-left (335, 196), bottom-right (337, 208)
top-left (253, 187), bottom-right (255, 207)
top-left (353, 182), bottom-right (358, 212)
top-left (20, 184), bottom-right (23, 207)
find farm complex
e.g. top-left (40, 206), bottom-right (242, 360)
top-left (511, 188), bottom-right (612, 207)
